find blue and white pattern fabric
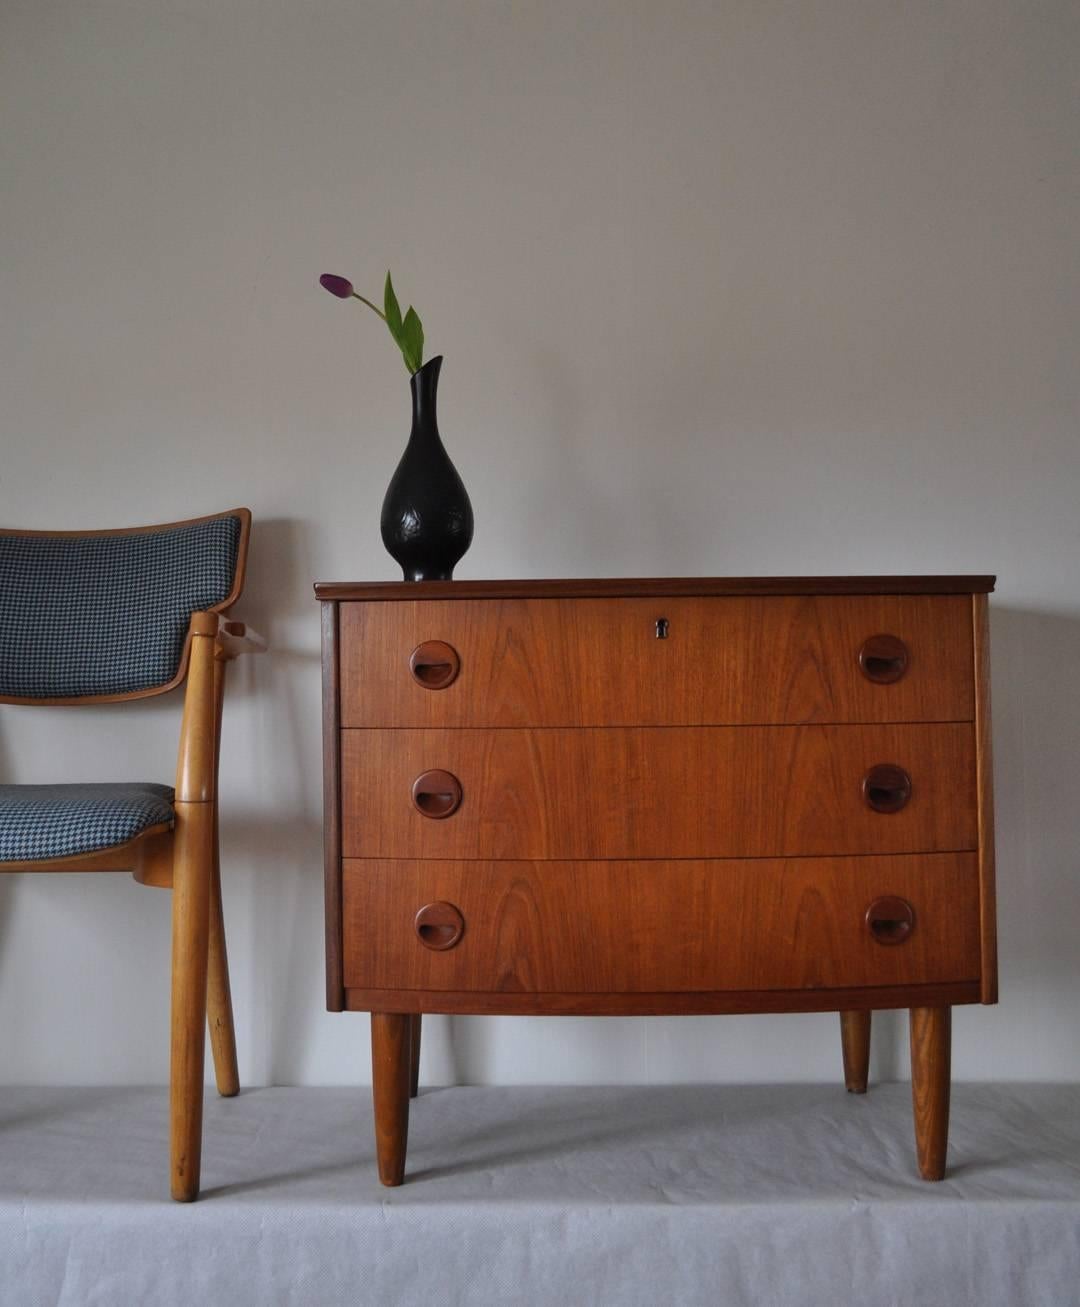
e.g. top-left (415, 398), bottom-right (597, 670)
top-left (0, 783), bottom-right (175, 862)
top-left (0, 515), bottom-right (241, 698)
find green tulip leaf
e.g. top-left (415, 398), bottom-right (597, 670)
top-left (401, 306), bottom-right (424, 374)
top-left (384, 271), bottom-right (403, 341)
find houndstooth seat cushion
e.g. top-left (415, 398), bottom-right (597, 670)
top-left (0, 783), bottom-right (175, 862)
top-left (0, 514), bottom-right (241, 699)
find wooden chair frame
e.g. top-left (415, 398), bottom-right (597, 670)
top-left (0, 508), bottom-right (265, 1201)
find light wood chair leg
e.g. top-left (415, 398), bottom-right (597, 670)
top-left (909, 1006), bottom-right (951, 1181)
top-left (409, 1013), bottom-right (422, 1099)
top-left (170, 802), bottom-right (214, 1202)
top-left (372, 1013), bottom-right (412, 1186)
top-left (840, 1010), bottom-right (871, 1093)
top-left (206, 820), bottom-right (239, 1098)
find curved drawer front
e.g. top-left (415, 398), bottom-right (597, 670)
top-left (339, 595), bottom-right (974, 728)
top-left (341, 854), bottom-right (981, 993)
top-left (341, 724), bottom-right (976, 861)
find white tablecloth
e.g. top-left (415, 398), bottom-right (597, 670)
top-left (2, 1083), bottom-right (1078, 1306)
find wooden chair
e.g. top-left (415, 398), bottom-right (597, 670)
top-left (0, 507), bottom-right (265, 1201)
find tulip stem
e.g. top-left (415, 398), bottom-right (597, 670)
top-left (351, 291), bottom-right (386, 321)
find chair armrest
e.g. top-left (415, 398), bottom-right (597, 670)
top-left (216, 616), bottom-right (267, 660)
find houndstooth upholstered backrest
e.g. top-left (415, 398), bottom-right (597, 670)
top-left (0, 509), bottom-right (249, 702)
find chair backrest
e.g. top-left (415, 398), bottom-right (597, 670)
top-left (0, 508), bottom-right (251, 703)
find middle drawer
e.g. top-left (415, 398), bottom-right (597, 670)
top-left (341, 724), bottom-right (976, 860)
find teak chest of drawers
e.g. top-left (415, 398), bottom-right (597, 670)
top-left (317, 576), bottom-right (996, 1186)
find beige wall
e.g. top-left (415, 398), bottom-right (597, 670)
top-left (1, 0), bottom-right (1078, 1085)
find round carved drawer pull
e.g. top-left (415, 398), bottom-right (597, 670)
top-left (414, 901), bottom-right (465, 951)
top-left (409, 641), bottom-right (461, 690)
top-left (411, 769), bottom-right (463, 819)
top-left (865, 896), bottom-right (915, 946)
top-left (858, 634), bottom-right (909, 684)
top-left (862, 763), bottom-right (912, 814)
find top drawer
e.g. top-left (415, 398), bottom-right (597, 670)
top-left (339, 595), bottom-right (974, 728)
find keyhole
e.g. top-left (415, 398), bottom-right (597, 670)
top-left (655, 618), bottom-right (669, 639)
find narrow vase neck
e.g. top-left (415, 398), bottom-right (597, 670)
top-left (410, 355), bottom-right (443, 437)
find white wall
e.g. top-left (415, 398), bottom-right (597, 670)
top-left (1, 0), bottom-right (1078, 1088)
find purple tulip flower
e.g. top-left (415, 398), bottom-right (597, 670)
top-left (319, 273), bottom-right (354, 299)
top-left (319, 268), bottom-right (423, 373)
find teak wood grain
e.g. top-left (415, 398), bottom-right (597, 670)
top-left (341, 724), bottom-right (977, 861)
top-left (840, 1010), bottom-right (872, 1092)
top-left (341, 854), bottom-right (980, 994)
top-left (316, 576), bottom-right (996, 602)
top-left (322, 602), bottom-right (345, 1012)
top-left (370, 1013), bottom-right (411, 1186)
top-left (339, 595), bottom-right (975, 728)
top-left (972, 594), bottom-right (998, 1003)
top-left (342, 981), bottom-right (981, 1017)
top-left (910, 1006), bottom-right (951, 1180)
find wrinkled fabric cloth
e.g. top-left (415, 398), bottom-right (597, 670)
top-left (1, 1083), bottom-right (1077, 1307)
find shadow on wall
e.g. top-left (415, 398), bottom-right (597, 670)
top-left (229, 515), bottom-right (321, 676)
top-left (220, 812), bottom-right (323, 1081)
top-left (222, 515), bottom-right (330, 1083)
top-left (987, 607), bottom-right (1080, 1016)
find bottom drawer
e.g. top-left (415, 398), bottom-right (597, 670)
top-left (341, 854), bottom-right (981, 994)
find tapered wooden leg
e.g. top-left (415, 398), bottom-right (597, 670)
top-left (840, 1010), bottom-right (871, 1093)
top-left (170, 802), bottom-right (214, 1202)
top-left (909, 1006), bottom-right (951, 1181)
top-left (372, 1013), bottom-right (412, 1186)
top-left (206, 821), bottom-right (239, 1098)
top-left (409, 1014), bottom-right (422, 1099)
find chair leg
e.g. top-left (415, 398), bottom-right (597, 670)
top-left (840, 1010), bottom-right (871, 1093)
top-left (910, 1006), bottom-right (951, 1181)
top-left (170, 802), bottom-right (214, 1202)
top-left (409, 1013), bottom-right (422, 1099)
top-left (372, 1013), bottom-right (412, 1186)
top-left (206, 817), bottom-right (239, 1098)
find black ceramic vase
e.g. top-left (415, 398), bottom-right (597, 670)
top-left (380, 355), bottom-right (474, 582)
